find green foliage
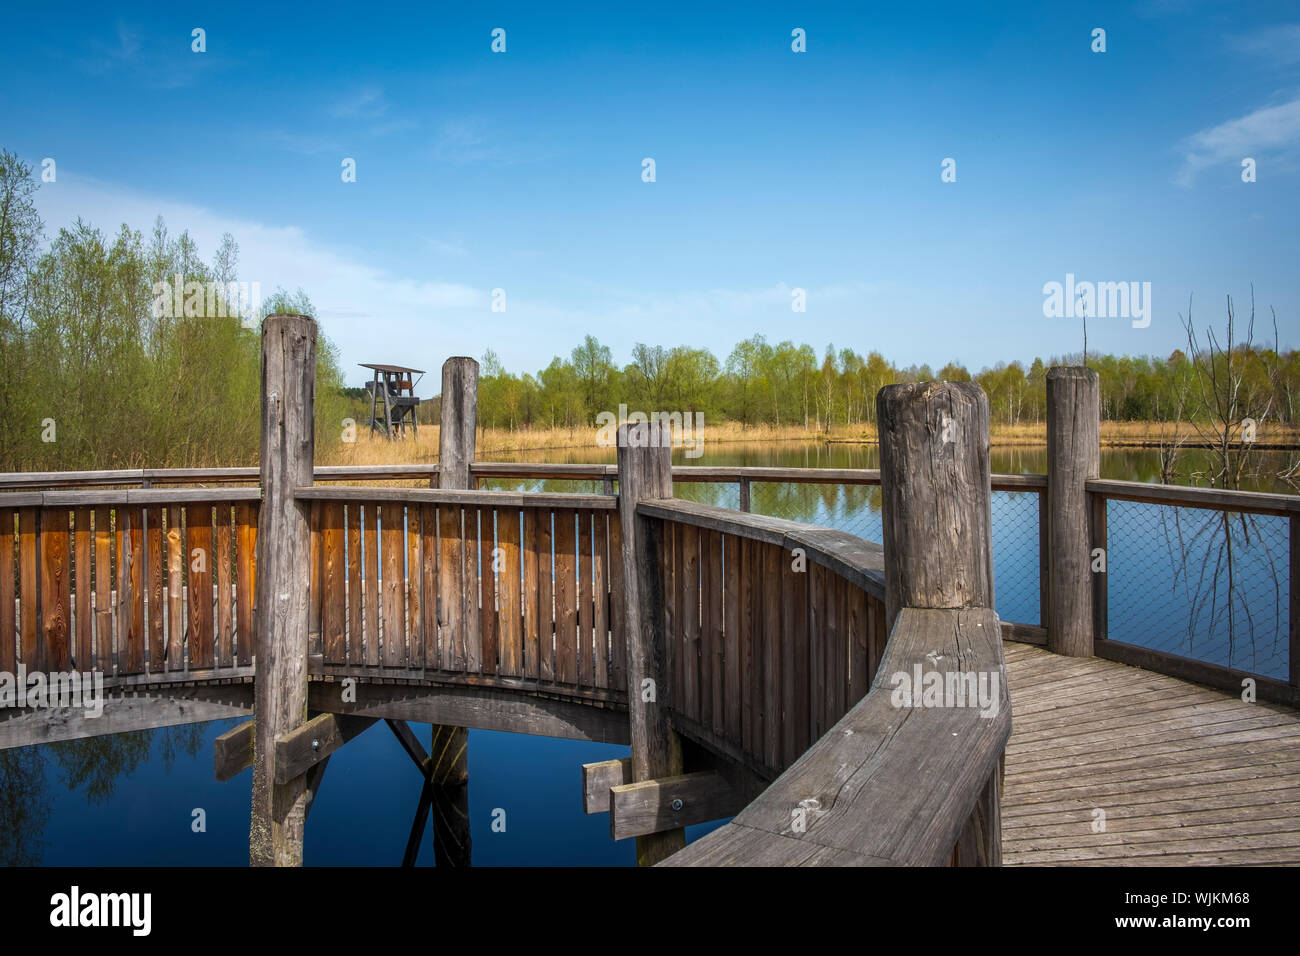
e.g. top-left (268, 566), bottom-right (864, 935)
top-left (0, 152), bottom-right (349, 470)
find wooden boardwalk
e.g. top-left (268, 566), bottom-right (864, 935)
top-left (1002, 642), bottom-right (1300, 866)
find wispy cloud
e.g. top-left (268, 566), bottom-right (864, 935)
top-left (1174, 95), bottom-right (1300, 186)
top-left (265, 130), bottom-right (341, 156)
top-left (329, 86), bottom-right (388, 120)
top-left (1228, 24), bottom-right (1300, 67)
top-left (431, 118), bottom-right (557, 166)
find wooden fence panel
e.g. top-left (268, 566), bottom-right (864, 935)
top-left (406, 504), bottom-right (424, 669)
top-left (321, 502), bottom-right (345, 665)
top-left (363, 504), bottom-right (380, 667)
top-left (381, 503), bottom-right (404, 667)
top-left (479, 507), bottom-right (498, 675)
top-left (554, 509), bottom-right (577, 684)
top-left (166, 506), bottom-right (182, 670)
top-left (186, 504), bottom-right (213, 669)
top-left (146, 507), bottom-right (164, 671)
top-left (216, 505), bottom-right (234, 668)
top-left (74, 507), bottom-right (92, 671)
top-left (522, 508), bottom-right (541, 680)
top-left (498, 509), bottom-right (522, 678)
top-left (236, 504), bottom-right (256, 667)
top-left (117, 506), bottom-right (144, 674)
top-left (1, 510), bottom-right (14, 674)
top-left (94, 507), bottom-right (112, 673)
top-left (40, 507), bottom-right (70, 671)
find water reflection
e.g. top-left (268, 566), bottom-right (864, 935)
top-left (0, 725), bottom-right (203, 865)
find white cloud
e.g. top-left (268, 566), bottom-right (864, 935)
top-left (330, 86), bottom-right (388, 120)
top-left (1175, 96), bottom-right (1300, 186)
top-left (1228, 24), bottom-right (1300, 66)
top-left (33, 171), bottom-right (483, 384)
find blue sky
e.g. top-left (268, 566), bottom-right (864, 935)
top-left (1, 1), bottom-right (1297, 387)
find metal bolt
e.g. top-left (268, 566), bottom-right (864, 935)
top-left (312, 739), bottom-right (319, 750)
top-left (670, 798), bottom-right (683, 812)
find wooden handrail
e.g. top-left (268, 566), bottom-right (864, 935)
top-left (295, 485), bottom-right (617, 510)
top-left (1086, 477), bottom-right (1299, 516)
top-left (662, 606), bottom-right (1011, 866)
top-left (638, 497), bottom-right (885, 600)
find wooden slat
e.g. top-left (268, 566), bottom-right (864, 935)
top-left (321, 502), bottom-right (345, 665)
top-left (309, 501), bottom-right (322, 655)
top-left (40, 508), bottom-right (71, 670)
top-left (722, 532), bottom-right (740, 744)
top-left (216, 505), bottom-right (234, 667)
top-left (699, 531), bottom-right (719, 734)
top-left (94, 507), bottom-right (112, 673)
top-left (479, 507), bottom-right (498, 675)
top-left (577, 510), bottom-right (594, 686)
top-left (592, 513), bottom-right (609, 690)
top-left (498, 508), bottom-right (522, 677)
top-left (0, 509), bottom-right (14, 675)
top-left (345, 504), bottom-right (362, 666)
top-left (236, 503), bottom-right (255, 667)
top-left (463, 507), bottom-right (482, 672)
top-left (437, 505), bottom-right (463, 671)
top-left (380, 503), bottom-right (405, 667)
top-left (554, 508), bottom-right (577, 684)
top-left (166, 506), bottom-right (182, 670)
top-left (363, 503), bottom-right (380, 667)
top-left (19, 508), bottom-right (39, 670)
top-left (608, 512), bottom-right (625, 691)
top-left (808, 560), bottom-right (826, 741)
top-left (537, 509), bottom-right (554, 682)
top-left (666, 520), bottom-right (680, 709)
top-left (681, 523), bottom-right (700, 723)
top-left (522, 508), bottom-right (541, 680)
top-left (825, 572), bottom-right (846, 728)
top-left (117, 506), bottom-right (143, 674)
top-left (420, 504), bottom-right (437, 667)
top-left (186, 504), bottom-right (213, 669)
top-left (74, 507), bottom-right (92, 671)
top-left (783, 545), bottom-right (809, 764)
top-left (406, 504), bottom-right (424, 669)
top-left (761, 541), bottom-right (781, 770)
top-left (740, 535), bottom-right (757, 758)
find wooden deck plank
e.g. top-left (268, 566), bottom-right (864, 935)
top-left (1003, 643), bottom-right (1300, 867)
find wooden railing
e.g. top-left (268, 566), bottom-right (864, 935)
top-left (296, 486), bottom-right (626, 698)
top-left (637, 499), bottom-right (887, 779)
top-left (0, 489), bottom-right (259, 686)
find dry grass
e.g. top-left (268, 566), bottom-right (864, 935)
top-left (318, 419), bottom-right (1300, 467)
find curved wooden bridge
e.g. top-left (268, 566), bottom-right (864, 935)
top-left (1, 315), bottom-right (1296, 867)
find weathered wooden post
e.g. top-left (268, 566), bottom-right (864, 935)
top-left (616, 421), bottom-right (686, 865)
top-left (1046, 366), bottom-right (1100, 657)
top-left (250, 313), bottom-right (316, 866)
top-left (429, 356), bottom-right (478, 866)
top-left (877, 381), bottom-right (994, 632)
top-left (877, 380), bottom-right (1001, 865)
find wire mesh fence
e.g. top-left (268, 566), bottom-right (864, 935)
top-left (1103, 497), bottom-right (1291, 681)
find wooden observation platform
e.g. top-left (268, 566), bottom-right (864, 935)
top-left (362, 363), bottom-right (423, 438)
top-left (1, 317), bottom-right (1297, 867)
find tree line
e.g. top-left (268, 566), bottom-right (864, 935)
top-left (477, 332), bottom-right (1298, 432)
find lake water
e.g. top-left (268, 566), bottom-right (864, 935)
top-left (4, 440), bottom-right (1293, 865)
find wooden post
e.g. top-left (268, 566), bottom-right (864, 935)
top-left (1046, 366), bottom-right (1100, 657)
top-left (250, 313), bottom-right (316, 867)
top-left (616, 420), bottom-right (686, 865)
top-left (439, 357), bottom-right (478, 490)
top-left (877, 380), bottom-right (1000, 866)
top-left (876, 381), bottom-right (993, 631)
top-left (429, 356), bottom-right (478, 866)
